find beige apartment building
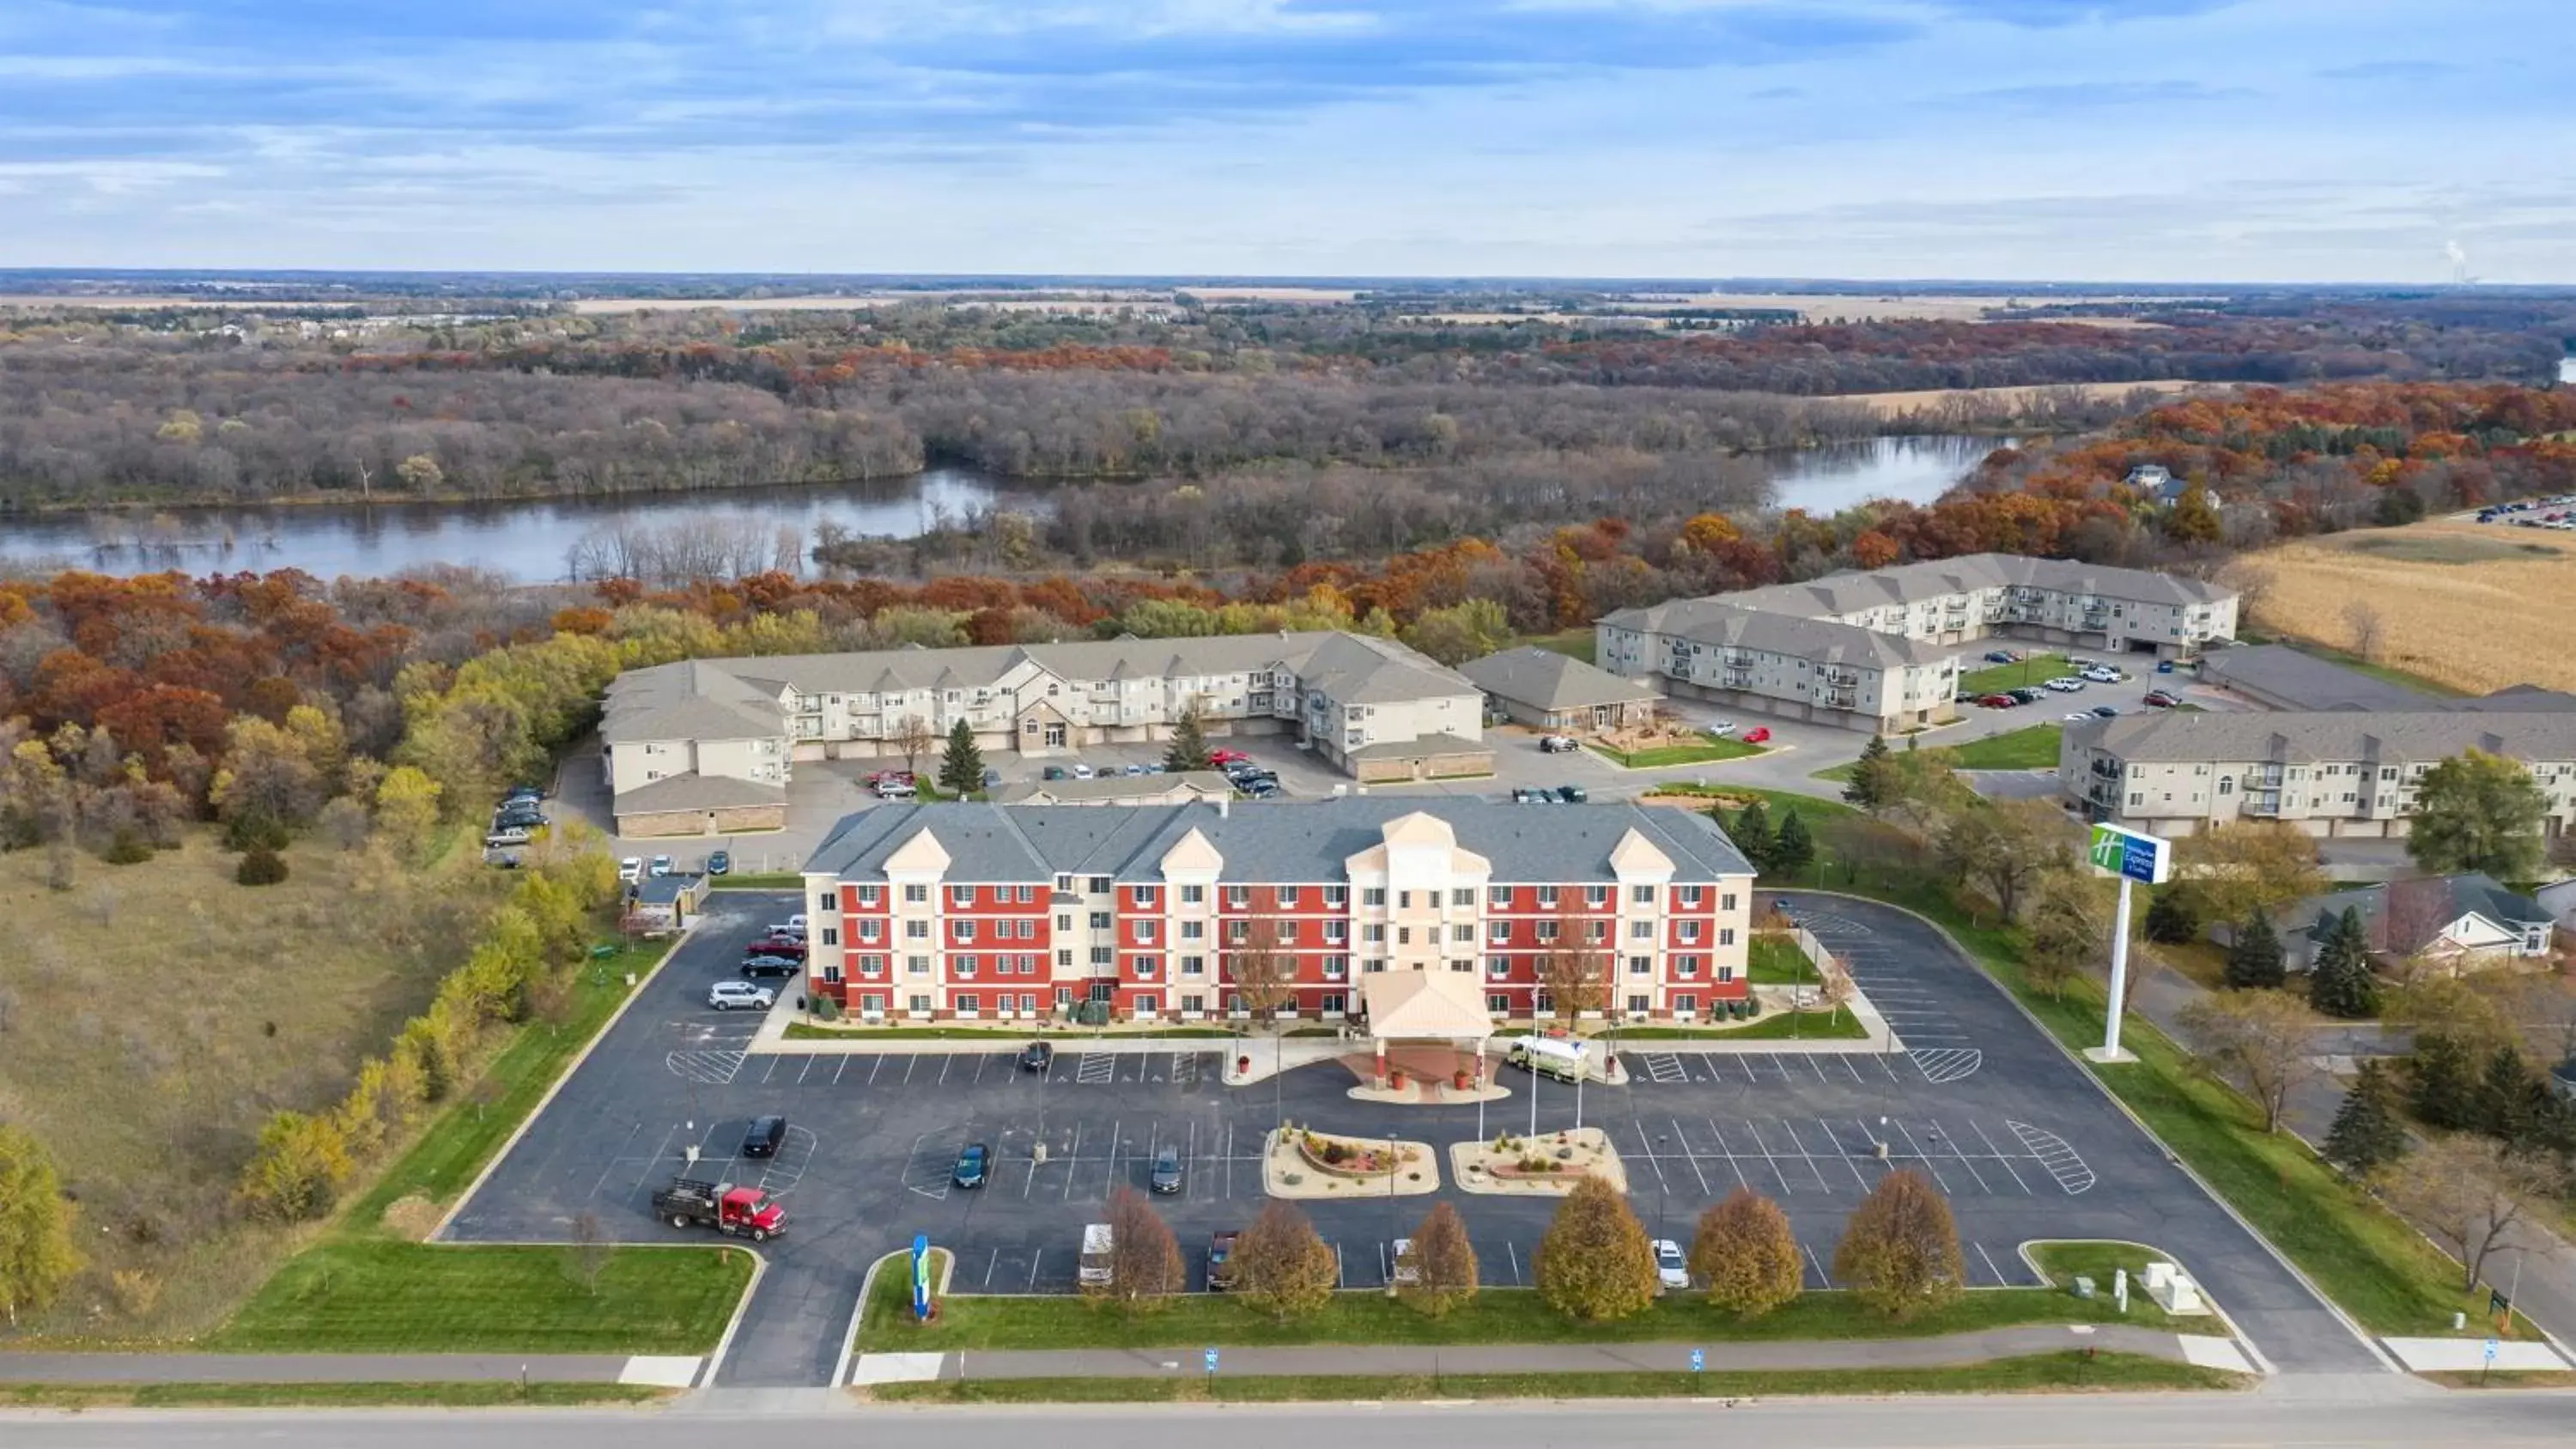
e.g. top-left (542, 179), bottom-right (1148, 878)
top-left (2060, 709), bottom-right (2576, 839)
top-left (1596, 554), bottom-right (2239, 734)
top-left (599, 632), bottom-right (1490, 833)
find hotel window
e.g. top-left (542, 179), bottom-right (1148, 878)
top-left (908, 993), bottom-right (932, 1014)
top-left (1133, 993), bottom-right (1158, 1015)
top-left (1323, 956), bottom-right (1348, 979)
top-left (1278, 921), bottom-right (1297, 943)
top-left (1088, 876), bottom-right (1111, 894)
top-left (1486, 957), bottom-right (1510, 978)
top-left (1182, 955), bottom-right (1206, 976)
top-left (1364, 888), bottom-right (1388, 907)
top-left (1015, 884), bottom-right (1036, 904)
top-left (1055, 949), bottom-right (1072, 968)
top-left (1226, 886), bottom-right (1251, 909)
top-left (1181, 885), bottom-right (1205, 905)
top-left (1488, 920), bottom-right (1510, 943)
top-left (1678, 922), bottom-right (1702, 943)
top-left (1488, 885), bottom-right (1511, 907)
top-left (1535, 920), bottom-right (1560, 943)
top-left (1678, 886), bottom-right (1704, 906)
top-left (1451, 888), bottom-right (1474, 907)
top-left (1055, 913), bottom-right (1072, 931)
top-left (1452, 923), bottom-right (1474, 943)
top-left (1587, 921), bottom-right (1609, 943)
top-left (1629, 921), bottom-right (1653, 940)
top-left (953, 920), bottom-right (977, 943)
top-left (1091, 947), bottom-right (1114, 966)
top-left (906, 955), bottom-right (931, 976)
top-left (1130, 956), bottom-right (1157, 978)
top-left (1326, 886), bottom-right (1348, 906)
top-left (954, 956), bottom-right (978, 977)
top-left (1054, 874), bottom-right (1074, 894)
top-left (857, 885), bottom-right (883, 906)
top-left (1585, 886), bottom-right (1610, 907)
top-left (1229, 920), bottom-right (1250, 944)
top-left (1134, 920), bottom-right (1157, 943)
top-left (1278, 887), bottom-right (1299, 907)
top-left (1631, 885), bottom-right (1655, 905)
top-left (906, 920), bottom-right (929, 941)
top-left (1364, 924), bottom-right (1387, 943)
top-left (1716, 964), bottom-right (1735, 984)
top-left (1722, 894), bottom-right (1738, 911)
top-left (1627, 994), bottom-right (1650, 1014)
top-left (903, 883), bottom-right (929, 904)
top-left (1538, 887), bottom-right (1559, 908)
top-left (951, 886), bottom-right (975, 907)
top-left (1674, 955), bottom-right (1700, 978)
top-left (859, 920), bottom-right (883, 943)
top-left (1487, 993), bottom-right (1513, 1014)
top-left (859, 955), bottom-right (886, 977)
top-left (1628, 955), bottom-right (1651, 976)
top-left (1181, 920), bottom-right (1205, 942)
top-left (1090, 911), bottom-right (1111, 929)
top-left (1132, 886), bottom-right (1160, 908)
top-left (1325, 921), bottom-right (1348, 943)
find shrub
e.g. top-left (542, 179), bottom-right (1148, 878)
top-left (235, 844), bottom-right (290, 886)
top-left (102, 829), bottom-right (155, 866)
top-left (237, 1111), bottom-right (354, 1222)
top-left (1534, 1175), bottom-right (1658, 1321)
top-left (1832, 1168), bottom-right (1965, 1320)
top-left (1691, 1187), bottom-right (1803, 1319)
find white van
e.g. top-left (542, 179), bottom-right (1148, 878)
top-left (1078, 1222), bottom-right (1115, 1287)
top-left (1506, 1035), bottom-right (1589, 1083)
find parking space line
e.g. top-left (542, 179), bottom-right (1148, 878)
top-left (795, 1056), bottom-right (814, 1085)
top-left (1061, 1123), bottom-right (1083, 1201)
top-left (1505, 1242), bottom-right (1521, 1285)
top-left (1975, 1242), bottom-right (2009, 1287)
top-left (1818, 1117), bottom-right (1870, 1189)
top-left (1929, 1119), bottom-right (1992, 1192)
top-left (1873, 1055), bottom-right (1899, 1082)
top-left (1891, 1119), bottom-right (1951, 1191)
top-left (1028, 1252), bottom-right (1042, 1292)
top-left (1841, 1058), bottom-right (1867, 1084)
top-left (1802, 1243), bottom-right (1832, 1289)
top-left (1704, 1119), bottom-right (1751, 1189)
top-left (1671, 1119), bottom-right (1712, 1197)
top-left (902, 1056), bottom-right (918, 1083)
top-left (833, 1056), bottom-right (848, 1085)
top-left (867, 1055), bottom-right (885, 1085)
top-left (588, 1122), bottom-right (644, 1201)
top-left (1739, 1119), bottom-right (1796, 1196)
top-left (1804, 1055), bottom-right (1832, 1084)
top-left (1105, 1118), bottom-right (1123, 1197)
top-left (632, 1124), bottom-right (678, 1195)
top-left (984, 1248), bottom-right (1000, 1288)
top-left (939, 1056), bottom-right (952, 1085)
top-left (1969, 1121), bottom-right (2034, 1195)
top-left (1633, 1123), bottom-right (1671, 1194)
top-left (1777, 1119), bottom-right (1833, 1193)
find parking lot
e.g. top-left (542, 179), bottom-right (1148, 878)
top-left (444, 888), bottom-right (2385, 1385)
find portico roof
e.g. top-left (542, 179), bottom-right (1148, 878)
top-left (1361, 968), bottom-right (1493, 1041)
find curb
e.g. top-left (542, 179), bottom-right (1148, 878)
top-left (1785, 888), bottom-right (2397, 1376)
top-left (698, 1246), bottom-right (768, 1389)
top-left (839, 1249), bottom-right (957, 1388)
top-left (2013, 1237), bottom-right (2272, 1377)
top-left (431, 919), bottom-right (695, 1241)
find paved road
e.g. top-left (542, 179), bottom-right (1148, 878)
top-left (10, 1389), bottom-right (2576, 1449)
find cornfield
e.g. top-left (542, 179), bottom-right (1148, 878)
top-left (2245, 521), bottom-right (2576, 696)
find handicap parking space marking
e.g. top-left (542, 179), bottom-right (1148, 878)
top-left (1640, 1052), bottom-right (1687, 1084)
top-left (1910, 1048), bottom-right (1983, 1084)
top-left (2008, 1121), bottom-right (2097, 1194)
top-left (1075, 1052), bottom-right (1118, 1085)
top-left (901, 1132), bottom-right (953, 1201)
top-left (755, 1124), bottom-right (819, 1197)
top-left (666, 1050), bottom-right (746, 1085)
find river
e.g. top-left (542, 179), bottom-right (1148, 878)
top-left (0, 434), bottom-right (2003, 581)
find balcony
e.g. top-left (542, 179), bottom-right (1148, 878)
top-left (1722, 670), bottom-right (1755, 689)
top-left (2243, 794), bottom-right (2282, 817)
top-left (1822, 690), bottom-right (1858, 709)
top-left (2089, 758), bottom-right (2123, 779)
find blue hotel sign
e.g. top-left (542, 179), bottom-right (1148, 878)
top-left (2087, 823), bottom-right (2171, 885)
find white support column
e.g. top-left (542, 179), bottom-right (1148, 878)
top-left (2087, 874), bottom-right (2137, 1064)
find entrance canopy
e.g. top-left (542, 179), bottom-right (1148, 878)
top-left (1360, 968), bottom-right (1492, 1044)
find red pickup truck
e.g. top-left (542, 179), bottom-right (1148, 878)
top-left (650, 1177), bottom-right (787, 1241)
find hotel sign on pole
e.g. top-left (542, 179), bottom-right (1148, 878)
top-left (2087, 823), bottom-right (2171, 886)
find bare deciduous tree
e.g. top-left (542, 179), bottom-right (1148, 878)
top-left (2342, 600), bottom-right (2385, 661)
top-left (891, 714), bottom-right (936, 779)
top-left (2177, 988), bottom-right (2319, 1134)
top-left (1226, 917), bottom-right (1295, 1022)
top-left (2371, 1136), bottom-right (2570, 1292)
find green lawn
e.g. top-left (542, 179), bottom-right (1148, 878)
top-left (211, 1240), bottom-right (753, 1355)
top-left (786, 1022), bottom-right (1236, 1041)
top-left (1945, 724), bottom-right (2064, 771)
top-left (215, 931), bottom-right (757, 1355)
top-left (708, 872), bottom-right (804, 890)
top-left (1518, 627), bottom-right (1597, 665)
top-left (2023, 1241), bottom-right (2183, 1330)
top-left (1747, 934), bottom-right (1822, 985)
top-left (873, 1353), bottom-right (2238, 1404)
top-left (857, 1272), bottom-right (2150, 1354)
top-left (1588, 732), bottom-right (1766, 769)
top-left (1807, 877), bottom-right (2536, 1338)
top-left (1959, 653), bottom-right (2070, 695)
top-left (3, 1383), bottom-right (671, 1410)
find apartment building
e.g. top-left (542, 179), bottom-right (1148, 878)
top-left (1596, 554), bottom-right (2239, 733)
top-left (2060, 709), bottom-right (2576, 839)
top-left (796, 799), bottom-right (1758, 1025)
top-left (600, 632), bottom-right (1490, 831)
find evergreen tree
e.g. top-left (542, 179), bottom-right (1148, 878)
top-left (1163, 705), bottom-right (1212, 773)
top-left (1771, 809), bottom-right (1815, 880)
top-left (937, 719), bottom-right (986, 797)
top-left (2408, 1029), bottom-right (2479, 1131)
top-left (2323, 1060), bottom-right (2409, 1177)
top-left (2307, 906), bottom-right (2379, 1019)
top-left (1843, 734), bottom-right (1892, 812)
top-left (2474, 1045), bottom-right (2539, 1143)
top-left (1729, 800), bottom-right (1774, 876)
top-left (2223, 906), bottom-right (2286, 991)
top-left (2142, 884), bottom-right (2202, 945)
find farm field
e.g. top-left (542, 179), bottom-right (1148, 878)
top-left (2243, 519), bottom-right (2576, 696)
top-left (0, 830), bottom-right (510, 1337)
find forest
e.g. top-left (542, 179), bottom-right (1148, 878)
top-left (3, 288), bottom-right (2567, 509)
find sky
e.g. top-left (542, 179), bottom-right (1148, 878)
top-left (3, 0), bottom-right (2571, 282)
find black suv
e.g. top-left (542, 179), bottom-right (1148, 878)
top-left (744, 1114), bottom-right (787, 1158)
top-left (741, 956), bottom-right (800, 979)
top-left (1018, 1041), bottom-right (1054, 1072)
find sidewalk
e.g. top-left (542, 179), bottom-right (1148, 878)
top-left (0, 1352), bottom-right (701, 1387)
top-left (2127, 954), bottom-right (2576, 1358)
top-left (852, 1325), bottom-right (2251, 1385)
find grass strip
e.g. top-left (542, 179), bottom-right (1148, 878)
top-left (860, 1273), bottom-right (2197, 1355)
top-left (1943, 724), bottom-right (2065, 771)
top-left (871, 1352), bottom-right (2241, 1404)
top-left (1603, 1008), bottom-right (1865, 1041)
top-left (708, 873), bottom-right (804, 889)
top-left (1748, 935), bottom-right (1823, 985)
top-left (211, 1240), bottom-right (753, 1355)
top-left (0, 1382), bottom-right (669, 1410)
top-left (785, 1023), bottom-right (1236, 1040)
top-left (1958, 654), bottom-right (2072, 695)
top-left (1640, 783), bottom-right (1857, 818)
top-left (1588, 733), bottom-right (1766, 769)
top-left (1809, 876), bottom-right (2532, 1338)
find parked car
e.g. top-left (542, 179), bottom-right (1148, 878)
top-left (1123, 762), bottom-right (1150, 776)
top-left (1071, 763), bottom-right (1097, 779)
top-left (2044, 677), bottom-right (2086, 693)
top-left (1241, 781), bottom-right (1283, 800)
top-left (494, 806), bottom-right (546, 829)
top-left (1538, 734), bottom-right (1579, 753)
top-left (771, 915), bottom-right (807, 937)
top-left (864, 769), bottom-right (913, 788)
top-left (708, 981), bottom-right (775, 1011)
top-left (618, 857), bottom-right (643, 884)
top-left (1706, 720), bottom-right (1738, 737)
top-left (1150, 1145), bottom-right (1183, 1194)
top-left (1555, 785), bottom-right (1589, 803)
top-left (2008, 687), bottom-right (2045, 704)
top-left (484, 827), bottom-right (532, 849)
top-left (749, 937), bottom-right (807, 960)
top-left (2063, 712), bottom-right (2093, 723)
top-left (706, 850), bottom-right (732, 876)
top-left (1209, 749), bottom-right (1250, 766)
top-left (2081, 666), bottom-right (2123, 684)
top-left (649, 854), bottom-right (673, 877)
top-left (1388, 1237), bottom-right (1420, 1288)
top-left (1977, 693), bottom-right (2018, 709)
top-left (744, 1114), bottom-right (788, 1158)
top-left (2090, 705), bottom-right (2118, 718)
top-left (953, 1142), bottom-right (989, 1191)
top-left (1511, 787), bottom-right (1554, 804)
top-left (741, 956), bottom-right (800, 980)
top-left (1984, 649), bottom-right (2020, 664)
top-left (981, 767), bottom-right (1002, 790)
top-left (1207, 1230), bottom-right (1241, 1291)
top-left (1653, 1238), bottom-right (1690, 1290)
top-left (1042, 765), bottom-right (1070, 781)
top-left (875, 779), bottom-right (917, 801)
top-left (2142, 689), bottom-right (2180, 708)
top-left (1018, 1041), bottom-right (1054, 1072)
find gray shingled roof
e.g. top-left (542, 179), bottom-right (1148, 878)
top-left (2287, 873), bottom-right (2548, 956)
top-left (611, 773), bottom-right (787, 814)
top-left (1458, 647), bottom-right (1657, 711)
top-left (1598, 597), bottom-right (1949, 669)
top-left (1716, 554), bottom-right (2233, 618)
top-left (991, 772), bottom-right (1235, 805)
top-left (2196, 645), bottom-right (2435, 712)
top-left (805, 798), bottom-right (1757, 884)
top-left (1343, 731), bottom-right (1490, 761)
top-left (2079, 708), bottom-right (2576, 767)
top-left (601, 658), bottom-right (786, 743)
